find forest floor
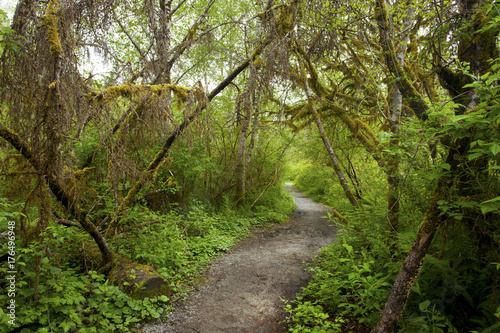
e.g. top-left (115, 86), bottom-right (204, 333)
top-left (139, 183), bottom-right (338, 333)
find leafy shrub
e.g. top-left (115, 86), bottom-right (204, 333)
top-left (286, 301), bottom-right (343, 332)
top-left (287, 217), bottom-right (400, 332)
top-left (0, 225), bottom-right (170, 332)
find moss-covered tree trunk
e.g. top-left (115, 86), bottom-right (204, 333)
top-left (0, 124), bottom-right (115, 268)
top-left (81, 244), bottom-right (170, 299)
top-left (235, 65), bottom-right (258, 207)
top-left (373, 178), bottom-right (447, 332)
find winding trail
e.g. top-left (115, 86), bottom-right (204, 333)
top-left (140, 183), bottom-right (338, 333)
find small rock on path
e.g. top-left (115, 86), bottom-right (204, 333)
top-left (140, 183), bottom-right (338, 333)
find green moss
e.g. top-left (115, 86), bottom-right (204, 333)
top-left (108, 253), bottom-right (171, 299)
top-left (88, 84), bottom-right (191, 106)
top-left (83, 244), bottom-right (171, 299)
top-left (41, 0), bottom-right (62, 57)
top-left (188, 23), bottom-right (199, 40)
top-left (74, 167), bottom-right (96, 180)
top-left (253, 55), bottom-right (264, 67)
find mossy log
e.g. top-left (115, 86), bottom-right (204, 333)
top-left (81, 244), bottom-right (170, 300)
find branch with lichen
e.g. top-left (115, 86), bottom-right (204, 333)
top-left (293, 39), bottom-right (330, 97)
top-left (374, 0), bottom-right (429, 121)
top-left (0, 122), bottom-right (114, 267)
top-left (88, 84), bottom-right (191, 106)
top-left (41, 0), bottom-right (62, 57)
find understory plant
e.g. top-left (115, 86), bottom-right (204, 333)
top-left (0, 183), bottom-right (295, 332)
top-left (286, 214), bottom-right (400, 332)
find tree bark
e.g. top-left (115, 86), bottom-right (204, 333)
top-left (0, 123), bottom-right (114, 267)
top-left (386, 3), bottom-right (414, 234)
top-left (235, 65), bottom-right (257, 206)
top-left (312, 109), bottom-right (359, 208)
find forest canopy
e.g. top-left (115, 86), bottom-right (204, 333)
top-left (0, 0), bottom-right (499, 332)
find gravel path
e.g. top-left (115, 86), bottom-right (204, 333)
top-left (140, 183), bottom-right (338, 333)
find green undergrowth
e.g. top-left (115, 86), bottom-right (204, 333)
top-left (287, 164), bottom-right (500, 332)
top-left (285, 216), bottom-right (402, 332)
top-left (286, 212), bottom-right (500, 332)
top-left (0, 184), bottom-right (295, 332)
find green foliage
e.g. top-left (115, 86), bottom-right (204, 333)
top-left (294, 164), bottom-right (335, 205)
top-left (250, 183), bottom-right (297, 220)
top-left (0, 225), bottom-right (170, 332)
top-left (401, 300), bottom-right (459, 333)
top-left (0, 9), bottom-right (23, 54)
top-left (287, 216), bottom-right (400, 331)
top-left (286, 301), bottom-right (342, 332)
top-left (0, 198), bottom-right (25, 227)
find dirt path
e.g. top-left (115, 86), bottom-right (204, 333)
top-left (140, 183), bottom-right (338, 333)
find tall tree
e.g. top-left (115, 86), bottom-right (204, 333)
top-left (372, 0), bottom-right (499, 330)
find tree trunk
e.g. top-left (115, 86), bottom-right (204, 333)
top-left (0, 124), bottom-right (115, 268)
top-left (235, 65), bottom-right (257, 206)
top-left (386, 4), bottom-right (414, 234)
top-left (373, 132), bottom-right (470, 331)
top-left (312, 110), bottom-right (359, 208)
top-left (234, 102), bottom-right (251, 206)
top-left (246, 83), bottom-right (262, 165)
top-left (301, 75), bottom-right (359, 208)
top-left (373, 176), bottom-right (448, 332)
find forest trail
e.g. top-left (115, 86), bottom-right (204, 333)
top-left (140, 183), bottom-right (338, 333)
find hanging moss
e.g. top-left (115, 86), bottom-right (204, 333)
top-left (88, 84), bottom-right (191, 106)
top-left (73, 167), bottom-right (96, 180)
top-left (41, 0), bottom-right (62, 57)
top-left (375, 0), bottom-right (429, 121)
top-left (188, 23), bottom-right (199, 40)
top-left (253, 55), bottom-right (265, 67)
top-left (152, 157), bottom-right (172, 182)
top-left (356, 119), bottom-right (379, 146)
top-left (294, 40), bottom-right (329, 97)
top-left (277, 4), bottom-right (293, 35)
